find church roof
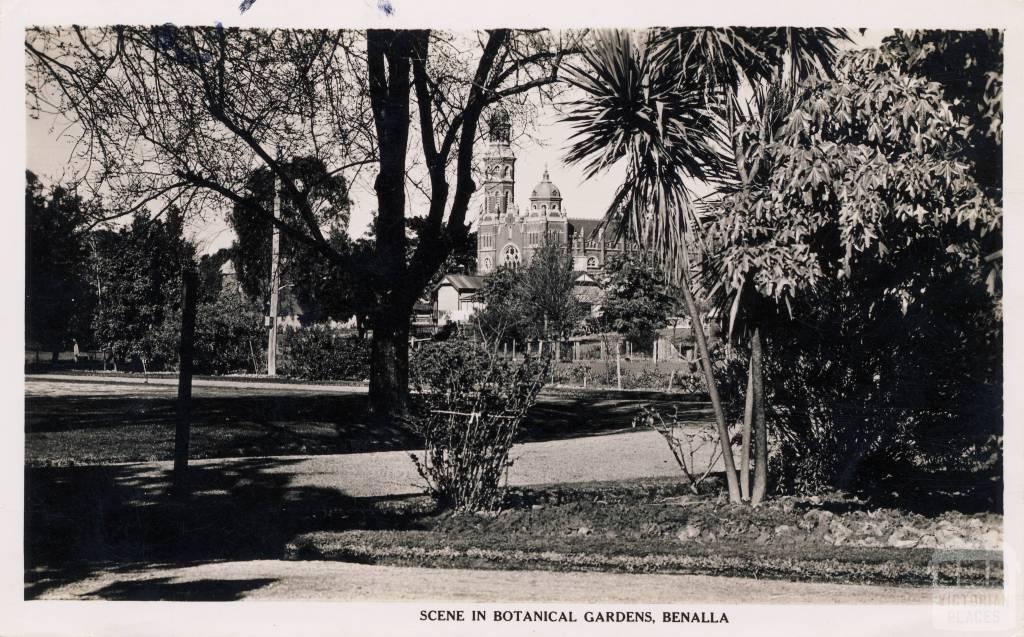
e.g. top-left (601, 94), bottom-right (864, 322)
top-left (530, 168), bottom-right (562, 200)
top-left (567, 218), bottom-right (604, 242)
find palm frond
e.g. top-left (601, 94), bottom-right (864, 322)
top-left (562, 29), bottom-right (729, 283)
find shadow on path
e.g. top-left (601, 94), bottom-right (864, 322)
top-left (24, 457), bottom-right (435, 599)
top-left (83, 577), bottom-right (278, 601)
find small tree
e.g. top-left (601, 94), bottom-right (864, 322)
top-left (707, 39), bottom-right (1002, 495)
top-left (599, 253), bottom-right (679, 351)
top-left (476, 240), bottom-right (586, 345)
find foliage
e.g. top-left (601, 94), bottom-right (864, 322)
top-left (25, 172), bottom-right (95, 353)
top-left (280, 325), bottom-right (371, 381)
top-left (228, 156), bottom-right (359, 325)
top-left (598, 254), bottom-right (679, 349)
top-left (706, 43), bottom-right (1002, 495)
top-left (883, 30), bottom-right (1002, 198)
top-left (762, 269), bottom-right (1001, 496)
top-left (193, 290), bottom-right (266, 375)
top-left (409, 337), bottom-right (549, 511)
top-left (476, 241), bottom-right (587, 343)
top-left (91, 210), bottom-right (196, 370)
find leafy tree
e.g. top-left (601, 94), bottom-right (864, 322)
top-left (228, 156), bottom-right (354, 324)
top-left (599, 253), bottom-right (679, 350)
top-left (25, 171), bottom-right (95, 358)
top-left (475, 241), bottom-right (586, 343)
top-left (91, 210), bottom-right (197, 371)
top-left (706, 41), bottom-right (1002, 495)
top-left (26, 26), bottom-right (582, 422)
top-left (193, 287), bottom-right (266, 375)
top-left (197, 248), bottom-right (233, 303)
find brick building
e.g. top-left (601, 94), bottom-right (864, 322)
top-left (475, 107), bottom-right (626, 275)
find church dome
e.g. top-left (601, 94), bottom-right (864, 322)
top-left (530, 168), bottom-right (562, 200)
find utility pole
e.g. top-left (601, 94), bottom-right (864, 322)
top-left (267, 168), bottom-right (281, 376)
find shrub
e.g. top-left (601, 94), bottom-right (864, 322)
top-left (409, 337), bottom-right (549, 511)
top-left (280, 324), bottom-right (370, 381)
top-left (193, 291), bottom-right (265, 374)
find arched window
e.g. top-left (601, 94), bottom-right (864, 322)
top-left (587, 256), bottom-right (599, 269)
top-left (503, 165), bottom-right (512, 179)
top-left (500, 244), bottom-right (522, 267)
top-left (505, 191), bottom-right (512, 213)
top-left (483, 257), bottom-right (493, 270)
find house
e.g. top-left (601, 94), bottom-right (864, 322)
top-left (434, 274), bottom-right (487, 325)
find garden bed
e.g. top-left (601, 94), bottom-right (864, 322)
top-left (286, 478), bottom-right (1003, 586)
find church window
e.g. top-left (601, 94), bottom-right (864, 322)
top-left (483, 257), bottom-right (493, 270)
top-left (587, 256), bottom-right (599, 269)
top-left (500, 244), bottom-right (522, 267)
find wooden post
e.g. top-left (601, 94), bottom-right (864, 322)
top-left (512, 340), bottom-right (516, 361)
top-left (267, 168), bottom-right (281, 376)
top-left (667, 368), bottom-right (675, 392)
top-left (173, 269), bottom-right (198, 500)
top-left (616, 342), bottom-right (622, 390)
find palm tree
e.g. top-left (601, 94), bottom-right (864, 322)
top-left (563, 27), bottom-right (848, 504)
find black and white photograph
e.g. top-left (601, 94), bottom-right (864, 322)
top-left (2, 1), bottom-right (1021, 635)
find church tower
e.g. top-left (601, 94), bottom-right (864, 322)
top-left (477, 106), bottom-right (516, 273)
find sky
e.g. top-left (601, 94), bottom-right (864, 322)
top-left (25, 29), bottom-right (887, 255)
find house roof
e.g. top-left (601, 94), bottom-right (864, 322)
top-left (437, 274), bottom-right (487, 292)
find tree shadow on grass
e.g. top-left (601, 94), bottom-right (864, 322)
top-left (25, 458), bottom-right (436, 599)
top-left (26, 389), bottom-right (715, 465)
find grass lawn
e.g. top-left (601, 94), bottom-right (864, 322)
top-left (25, 380), bottom-right (709, 465)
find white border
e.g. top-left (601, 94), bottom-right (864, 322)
top-left (2, 1), bottom-right (1022, 635)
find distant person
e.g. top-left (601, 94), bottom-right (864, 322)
top-left (72, 339), bottom-right (80, 366)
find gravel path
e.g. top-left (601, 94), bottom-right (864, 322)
top-left (32, 559), bottom-right (966, 603)
top-left (88, 427), bottom-right (698, 500)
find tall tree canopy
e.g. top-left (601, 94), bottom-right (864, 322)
top-left (91, 209), bottom-right (197, 370)
top-left (26, 26), bottom-right (583, 420)
top-left (25, 171), bottom-right (95, 355)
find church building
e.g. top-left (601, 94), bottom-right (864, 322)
top-left (433, 107), bottom-right (626, 327)
top-left (475, 107), bottom-right (626, 275)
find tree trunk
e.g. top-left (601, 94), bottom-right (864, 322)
top-left (172, 270), bottom-right (198, 500)
top-left (740, 359), bottom-right (754, 501)
top-left (368, 311), bottom-right (411, 423)
top-left (751, 326), bottom-right (768, 505)
top-left (678, 274), bottom-right (742, 503)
